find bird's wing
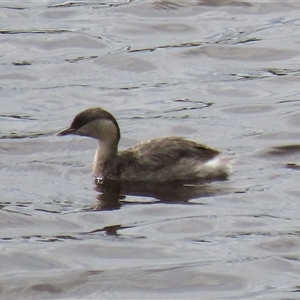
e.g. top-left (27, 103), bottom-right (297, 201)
top-left (119, 137), bottom-right (219, 171)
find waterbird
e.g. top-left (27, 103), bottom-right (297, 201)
top-left (57, 107), bottom-right (231, 183)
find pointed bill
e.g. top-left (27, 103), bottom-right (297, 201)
top-left (56, 127), bottom-right (76, 136)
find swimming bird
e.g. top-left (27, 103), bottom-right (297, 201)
top-left (57, 107), bottom-right (231, 182)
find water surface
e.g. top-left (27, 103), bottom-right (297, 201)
top-left (1, 0), bottom-right (300, 299)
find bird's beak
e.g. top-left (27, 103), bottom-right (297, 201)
top-left (56, 127), bottom-right (76, 136)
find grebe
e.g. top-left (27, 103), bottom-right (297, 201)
top-left (57, 107), bottom-right (231, 182)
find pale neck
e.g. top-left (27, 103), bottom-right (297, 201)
top-left (93, 140), bottom-right (118, 178)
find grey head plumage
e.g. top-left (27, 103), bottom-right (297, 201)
top-left (57, 107), bottom-right (121, 140)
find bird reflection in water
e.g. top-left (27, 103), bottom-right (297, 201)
top-left (92, 178), bottom-right (230, 211)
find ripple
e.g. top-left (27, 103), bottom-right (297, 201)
top-left (112, 267), bottom-right (244, 292)
top-left (156, 218), bottom-right (214, 235)
top-left (223, 105), bottom-right (275, 114)
top-left (94, 55), bottom-right (156, 73)
top-left (0, 132), bottom-right (48, 139)
top-left (258, 238), bottom-right (300, 253)
top-left (186, 45), bottom-right (297, 61)
top-left (124, 217), bottom-right (214, 240)
top-left (255, 132), bottom-right (300, 141)
top-left (151, 22), bottom-right (195, 33)
top-left (0, 29), bottom-right (70, 35)
top-left (0, 266), bottom-right (245, 299)
top-left (288, 112), bottom-right (300, 127)
top-left (263, 145), bottom-right (300, 156)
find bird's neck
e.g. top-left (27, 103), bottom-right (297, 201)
top-left (93, 139), bottom-right (118, 179)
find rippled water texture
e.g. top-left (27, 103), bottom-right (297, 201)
top-left (1, 0), bottom-right (300, 299)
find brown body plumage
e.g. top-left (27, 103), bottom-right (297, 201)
top-left (57, 107), bottom-right (231, 182)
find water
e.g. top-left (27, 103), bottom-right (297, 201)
top-left (1, 0), bottom-right (300, 298)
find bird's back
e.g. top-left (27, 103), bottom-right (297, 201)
top-left (105, 137), bottom-right (228, 182)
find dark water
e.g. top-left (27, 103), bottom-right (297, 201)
top-left (1, 0), bottom-right (300, 298)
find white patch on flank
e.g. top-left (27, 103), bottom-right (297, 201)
top-left (194, 154), bottom-right (233, 178)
